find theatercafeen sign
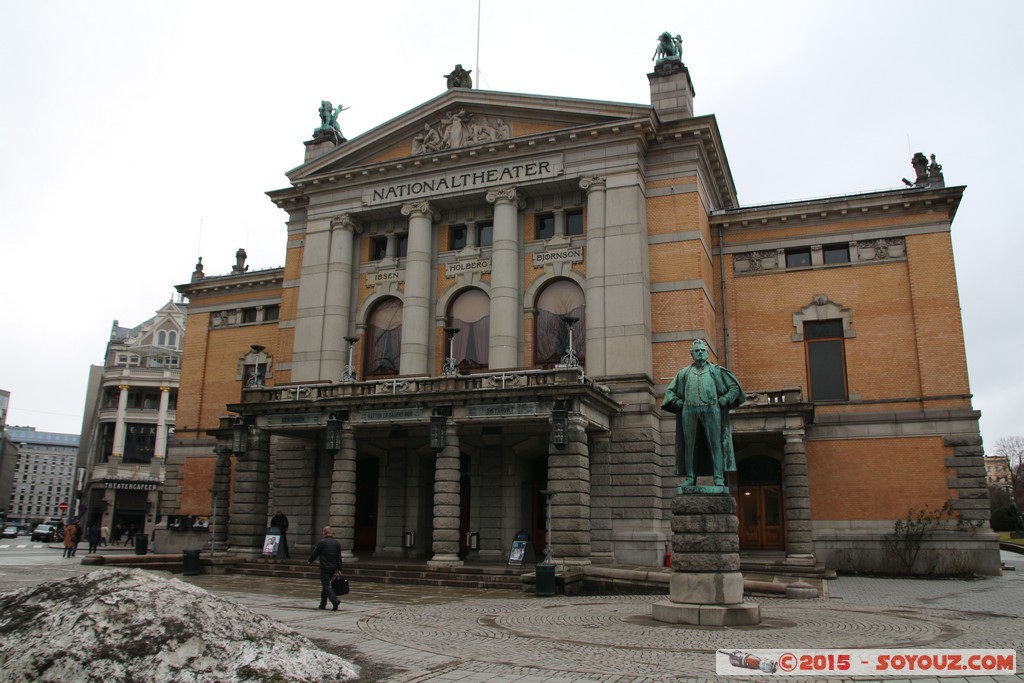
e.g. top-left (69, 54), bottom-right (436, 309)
top-left (363, 156), bottom-right (563, 206)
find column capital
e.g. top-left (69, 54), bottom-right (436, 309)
top-left (118, 385), bottom-right (130, 391)
top-left (485, 187), bottom-right (524, 208)
top-left (400, 201), bottom-right (439, 221)
top-left (160, 386), bottom-right (171, 392)
top-left (331, 213), bottom-right (363, 234)
top-left (579, 176), bottom-right (606, 192)
top-left (783, 428), bottom-right (806, 443)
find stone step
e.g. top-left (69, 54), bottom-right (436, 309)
top-left (227, 560), bottom-right (525, 591)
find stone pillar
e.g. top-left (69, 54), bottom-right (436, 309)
top-left (782, 428), bottom-right (815, 564)
top-left (485, 188), bottom-right (524, 369)
top-left (210, 449), bottom-right (232, 550)
top-left (465, 220), bottom-right (478, 249)
top-left (652, 493), bottom-right (760, 626)
top-left (153, 386), bottom-right (171, 459)
top-left (547, 414), bottom-right (591, 566)
top-left (332, 424), bottom-right (358, 563)
top-left (429, 421), bottom-right (463, 567)
top-left (399, 201), bottom-right (438, 376)
top-left (228, 426), bottom-right (271, 553)
top-left (580, 177), bottom-right (606, 376)
top-left (321, 214), bottom-right (360, 380)
top-left (110, 385), bottom-right (130, 462)
top-left (553, 208), bottom-right (566, 238)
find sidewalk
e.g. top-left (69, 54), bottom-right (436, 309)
top-left (174, 550), bottom-right (1024, 683)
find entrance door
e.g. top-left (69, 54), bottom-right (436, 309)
top-left (530, 456), bottom-right (548, 557)
top-left (738, 485), bottom-right (784, 549)
top-left (353, 457), bottom-right (379, 552)
top-left (458, 454), bottom-right (470, 558)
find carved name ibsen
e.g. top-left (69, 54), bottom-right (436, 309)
top-left (363, 156), bottom-right (563, 206)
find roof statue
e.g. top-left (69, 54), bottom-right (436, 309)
top-left (653, 31), bottom-right (683, 64)
top-left (902, 152), bottom-right (945, 189)
top-left (191, 257), bottom-right (204, 282)
top-left (445, 64), bottom-right (473, 89)
top-left (312, 100), bottom-right (348, 144)
top-left (231, 248), bottom-right (248, 275)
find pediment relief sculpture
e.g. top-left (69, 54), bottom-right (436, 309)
top-left (412, 109), bottom-right (511, 155)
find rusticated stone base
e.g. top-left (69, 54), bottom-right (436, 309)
top-left (653, 491), bottom-right (761, 626)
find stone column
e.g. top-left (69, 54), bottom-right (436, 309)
top-left (153, 386), bottom-right (171, 459)
top-left (321, 214), bottom-right (361, 380)
top-left (465, 220), bottom-right (478, 249)
top-left (553, 208), bottom-right (566, 238)
top-left (547, 414), bottom-right (591, 566)
top-left (399, 201), bottom-right (438, 376)
top-left (485, 188), bottom-right (524, 369)
top-left (580, 177), bottom-right (606, 376)
top-left (331, 424), bottom-right (358, 563)
top-left (228, 426), bottom-right (271, 553)
top-left (110, 385), bottom-right (130, 462)
top-left (210, 448), bottom-right (232, 550)
top-left (429, 421), bottom-right (463, 567)
top-left (782, 428), bottom-right (815, 563)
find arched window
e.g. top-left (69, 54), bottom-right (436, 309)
top-left (446, 288), bottom-right (490, 371)
top-left (168, 331), bottom-right (177, 348)
top-left (365, 297), bottom-right (403, 376)
top-left (157, 331), bottom-right (166, 346)
top-left (534, 279), bottom-right (585, 366)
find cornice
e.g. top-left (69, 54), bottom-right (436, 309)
top-left (176, 267), bottom-right (285, 298)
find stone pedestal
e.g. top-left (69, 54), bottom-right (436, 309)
top-left (652, 490), bottom-right (760, 626)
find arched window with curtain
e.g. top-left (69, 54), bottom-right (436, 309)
top-left (446, 287), bottom-right (490, 371)
top-left (365, 297), bottom-right (403, 376)
top-left (534, 278), bottom-right (585, 367)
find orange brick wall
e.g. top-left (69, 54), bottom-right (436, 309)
top-left (177, 455), bottom-right (236, 515)
top-left (807, 436), bottom-right (953, 519)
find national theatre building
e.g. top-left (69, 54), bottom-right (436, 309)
top-left (161, 47), bottom-right (999, 576)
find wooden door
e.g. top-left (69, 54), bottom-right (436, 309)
top-left (738, 485), bottom-right (785, 550)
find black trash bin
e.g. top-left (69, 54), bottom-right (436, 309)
top-left (535, 563), bottom-right (556, 596)
top-left (182, 549), bottom-right (201, 576)
top-left (134, 534), bottom-right (148, 556)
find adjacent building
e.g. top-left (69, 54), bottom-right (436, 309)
top-left (4, 426), bottom-right (79, 527)
top-left (78, 302), bottom-right (186, 533)
top-left (160, 48), bottom-right (998, 575)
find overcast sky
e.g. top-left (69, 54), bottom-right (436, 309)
top-left (2, 1), bottom-right (1021, 451)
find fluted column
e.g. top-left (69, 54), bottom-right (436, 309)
top-left (782, 429), bottom-right (815, 563)
top-left (332, 424), bottom-right (358, 563)
top-left (548, 414), bottom-right (591, 566)
top-left (485, 188), bottom-right (524, 369)
top-left (322, 214), bottom-right (361, 380)
top-left (580, 177), bottom-right (606, 376)
top-left (429, 421), bottom-right (463, 567)
top-left (110, 385), bottom-right (130, 462)
top-left (400, 201), bottom-right (438, 375)
top-left (228, 426), bottom-right (271, 553)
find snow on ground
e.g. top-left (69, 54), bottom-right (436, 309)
top-left (0, 567), bottom-right (358, 682)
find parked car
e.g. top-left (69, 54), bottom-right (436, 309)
top-left (30, 524), bottom-right (56, 543)
top-left (1, 526), bottom-right (18, 539)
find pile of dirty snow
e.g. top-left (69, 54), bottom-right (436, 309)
top-left (0, 567), bottom-right (358, 682)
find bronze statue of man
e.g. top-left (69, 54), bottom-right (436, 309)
top-left (662, 339), bottom-right (744, 486)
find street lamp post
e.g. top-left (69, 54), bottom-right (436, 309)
top-left (558, 316), bottom-right (579, 367)
top-left (341, 336), bottom-right (359, 382)
top-left (442, 326), bottom-right (460, 376)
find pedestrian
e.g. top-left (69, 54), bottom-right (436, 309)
top-left (270, 511), bottom-right (290, 559)
top-left (87, 523), bottom-right (101, 554)
top-left (124, 525), bottom-right (136, 547)
top-left (308, 526), bottom-right (343, 610)
top-left (62, 524), bottom-right (77, 559)
top-left (101, 524), bottom-right (109, 546)
top-left (111, 523), bottom-right (122, 545)
top-left (71, 519), bottom-right (83, 557)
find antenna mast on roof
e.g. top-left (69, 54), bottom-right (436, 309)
top-left (474, 0), bottom-right (481, 89)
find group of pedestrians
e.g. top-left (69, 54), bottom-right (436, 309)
top-left (60, 520), bottom-right (126, 557)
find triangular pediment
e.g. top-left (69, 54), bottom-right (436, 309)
top-left (287, 88), bottom-right (653, 181)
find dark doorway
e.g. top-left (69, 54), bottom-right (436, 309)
top-left (736, 456), bottom-right (785, 550)
top-left (458, 454), bottom-right (471, 558)
top-left (529, 455), bottom-right (549, 557)
top-left (353, 457), bottom-right (379, 552)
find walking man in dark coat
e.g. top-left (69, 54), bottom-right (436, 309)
top-left (308, 526), bottom-right (343, 610)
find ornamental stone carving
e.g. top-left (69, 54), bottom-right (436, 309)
top-left (412, 111), bottom-right (510, 155)
top-left (400, 201), bottom-right (439, 221)
top-left (856, 237), bottom-right (905, 261)
top-left (331, 213), bottom-right (363, 233)
top-left (485, 187), bottom-right (525, 208)
top-left (579, 176), bottom-right (606, 193)
top-left (733, 250), bottom-right (782, 273)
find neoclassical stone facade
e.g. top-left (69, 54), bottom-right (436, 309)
top-left (160, 57), bottom-right (999, 575)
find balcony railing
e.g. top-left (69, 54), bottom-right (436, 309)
top-left (242, 367), bottom-right (593, 404)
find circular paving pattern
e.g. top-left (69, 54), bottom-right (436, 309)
top-left (358, 596), bottom-right (971, 678)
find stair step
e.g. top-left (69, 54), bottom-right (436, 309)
top-left (226, 560), bottom-right (524, 590)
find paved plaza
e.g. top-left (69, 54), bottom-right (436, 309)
top-left (1, 548), bottom-right (1022, 682)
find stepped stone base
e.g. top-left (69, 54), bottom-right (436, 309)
top-left (652, 599), bottom-right (760, 626)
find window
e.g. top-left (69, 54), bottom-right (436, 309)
top-left (534, 279), bottom-right (586, 366)
top-left (395, 233), bottom-right (408, 257)
top-left (371, 236), bottom-right (388, 261)
top-left (477, 222), bottom-right (492, 247)
top-left (124, 424), bottom-right (157, 464)
top-left (263, 305), bottom-right (280, 322)
top-left (157, 331), bottom-right (166, 346)
top-left (243, 363), bottom-right (267, 387)
top-left (823, 243), bottom-right (850, 264)
top-left (566, 210), bottom-right (584, 236)
top-left (536, 214), bottom-right (555, 240)
top-left (446, 288), bottom-right (490, 371)
top-left (449, 225), bottom-right (468, 250)
top-left (242, 308), bottom-right (258, 324)
top-left (804, 320), bottom-right (847, 401)
top-left (448, 222), bottom-right (493, 250)
top-left (785, 248), bottom-right (811, 268)
top-left (365, 297), bottom-right (403, 376)
top-left (168, 331), bottom-right (177, 346)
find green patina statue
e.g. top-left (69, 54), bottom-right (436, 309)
top-left (653, 31), bottom-right (683, 64)
top-left (662, 339), bottom-right (744, 487)
top-left (316, 100), bottom-right (346, 136)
